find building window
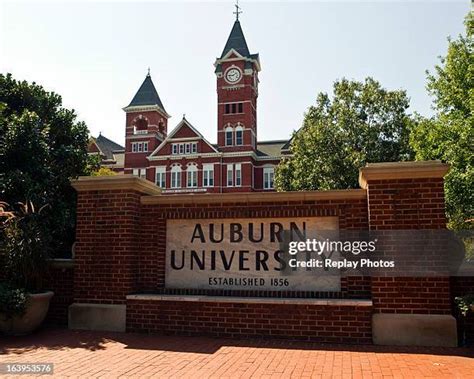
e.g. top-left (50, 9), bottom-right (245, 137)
top-left (227, 164), bottom-right (234, 187)
top-left (187, 165), bottom-right (197, 188)
top-left (132, 168), bottom-right (146, 179)
top-left (155, 167), bottom-right (166, 188)
top-left (131, 142), bottom-right (148, 153)
top-left (235, 164), bottom-right (242, 187)
top-left (225, 127), bottom-right (233, 146)
top-left (171, 166), bottom-right (181, 188)
top-left (235, 126), bottom-right (243, 146)
top-left (203, 164), bottom-right (214, 187)
top-left (264, 167), bottom-right (275, 190)
top-left (224, 102), bottom-right (243, 115)
top-left (172, 142), bottom-right (197, 155)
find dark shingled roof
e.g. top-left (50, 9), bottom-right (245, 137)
top-left (221, 20), bottom-right (250, 58)
top-left (128, 74), bottom-right (167, 112)
top-left (95, 134), bottom-right (124, 160)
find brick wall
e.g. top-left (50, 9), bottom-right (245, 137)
top-left (65, 163), bottom-right (474, 344)
top-left (127, 299), bottom-right (372, 344)
top-left (44, 264), bottom-right (74, 325)
top-left (73, 189), bottom-right (143, 304)
top-left (363, 171), bottom-right (451, 315)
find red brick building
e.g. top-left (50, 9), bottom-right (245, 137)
top-left (123, 19), bottom-right (290, 193)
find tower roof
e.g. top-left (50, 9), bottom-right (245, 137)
top-left (220, 20), bottom-right (251, 58)
top-left (127, 73), bottom-right (167, 113)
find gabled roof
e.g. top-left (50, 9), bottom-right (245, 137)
top-left (149, 117), bottom-right (219, 158)
top-left (94, 134), bottom-right (125, 160)
top-left (221, 20), bottom-right (250, 59)
top-left (127, 74), bottom-right (167, 113)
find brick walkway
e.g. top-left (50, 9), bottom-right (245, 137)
top-left (1, 328), bottom-right (473, 378)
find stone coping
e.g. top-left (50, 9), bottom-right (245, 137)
top-left (71, 175), bottom-right (162, 196)
top-left (126, 294), bottom-right (373, 307)
top-left (141, 189), bottom-right (367, 205)
top-left (49, 258), bottom-right (74, 269)
top-left (359, 160), bottom-right (449, 189)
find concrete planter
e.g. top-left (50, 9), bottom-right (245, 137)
top-left (0, 291), bottom-right (54, 335)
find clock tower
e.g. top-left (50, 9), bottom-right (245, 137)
top-left (214, 15), bottom-right (261, 153)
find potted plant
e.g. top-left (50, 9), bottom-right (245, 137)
top-left (0, 201), bottom-right (54, 335)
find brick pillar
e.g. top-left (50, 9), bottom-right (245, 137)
top-left (69, 175), bottom-right (161, 331)
top-left (360, 161), bottom-right (457, 347)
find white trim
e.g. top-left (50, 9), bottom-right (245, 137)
top-left (122, 104), bottom-right (170, 118)
top-left (148, 150), bottom-right (284, 161)
top-left (126, 294), bottom-right (373, 307)
top-left (149, 118), bottom-right (218, 157)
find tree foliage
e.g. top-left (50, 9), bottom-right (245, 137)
top-left (275, 77), bottom-right (414, 191)
top-left (91, 167), bottom-right (117, 177)
top-left (0, 73), bottom-right (94, 256)
top-left (410, 13), bottom-right (473, 230)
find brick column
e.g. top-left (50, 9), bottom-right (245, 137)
top-left (69, 175), bottom-right (161, 331)
top-left (360, 161), bottom-right (457, 347)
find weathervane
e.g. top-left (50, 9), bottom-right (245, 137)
top-left (147, 67), bottom-right (151, 76)
top-left (233, 0), bottom-right (242, 21)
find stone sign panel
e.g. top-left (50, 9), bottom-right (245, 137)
top-left (166, 217), bottom-right (340, 291)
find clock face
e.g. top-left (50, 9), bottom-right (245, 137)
top-left (225, 68), bottom-right (242, 83)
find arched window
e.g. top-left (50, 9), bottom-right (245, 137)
top-left (171, 165), bottom-right (182, 188)
top-left (225, 126), bottom-right (233, 146)
top-left (235, 125), bottom-right (244, 146)
top-left (187, 164), bottom-right (198, 188)
top-left (134, 115), bottom-right (148, 133)
top-left (158, 120), bottom-right (165, 133)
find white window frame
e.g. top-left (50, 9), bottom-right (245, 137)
top-left (235, 126), bottom-right (243, 146)
top-left (155, 166), bottom-right (166, 188)
top-left (192, 142), bottom-right (197, 154)
top-left (171, 166), bottom-right (182, 188)
top-left (235, 163), bottom-right (242, 187)
top-left (263, 167), bottom-right (275, 190)
top-left (132, 168), bottom-right (146, 179)
top-left (225, 126), bottom-right (233, 146)
top-left (172, 144), bottom-right (178, 155)
top-left (203, 164), bottom-right (214, 187)
top-left (227, 164), bottom-right (234, 187)
top-left (187, 165), bottom-right (198, 188)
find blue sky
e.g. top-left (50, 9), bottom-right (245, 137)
top-left (0, 1), bottom-right (470, 146)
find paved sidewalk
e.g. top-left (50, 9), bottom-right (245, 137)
top-left (1, 328), bottom-right (473, 378)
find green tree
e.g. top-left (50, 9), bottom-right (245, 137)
top-left (91, 167), bottom-right (117, 177)
top-left (0, 73), bottom-right (95, 256)
top-left (275, 77), bottom-right (414, 191)
top-left (410, 13), bottom-right (473, 230)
